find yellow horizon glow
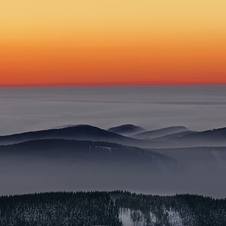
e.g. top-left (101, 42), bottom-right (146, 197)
top-left (1, 0), bottom-right (226, 85)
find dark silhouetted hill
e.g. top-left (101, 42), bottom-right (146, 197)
top-left (0, 125), bottom-right (136, 145)
top-left (108, 124), bottom-right (146, 135)
top-left (0, 124), bottom-right (226, 149)
top-left (0, 139), bottom-right (183, 195)
top-left (0, 125), bottom-right (172, 149)
top-left (0, 139), bottom-right (181, 174)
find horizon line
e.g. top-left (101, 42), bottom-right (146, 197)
top-left (1, 82), bottom-right (226, 88)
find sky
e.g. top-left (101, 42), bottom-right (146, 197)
top-left (1, 0), bottom-right (226, 86)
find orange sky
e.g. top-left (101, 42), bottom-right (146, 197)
top-left (0, 0), bottom-right (226, 86)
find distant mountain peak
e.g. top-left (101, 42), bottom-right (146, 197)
top-left (107, 124), bottom-right (146, 135)
top-left (0, 124), bottom-right (137, 146)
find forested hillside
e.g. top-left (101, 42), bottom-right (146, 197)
top-left (0, 191), bottom-right (225, 226)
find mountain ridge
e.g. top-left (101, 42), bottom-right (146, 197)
top-left (133, 126), bottom-right (191, 139)
top-left (108, 124), bottom-right (146, 135)
top-left (1, 124), bottom-right (226, 148)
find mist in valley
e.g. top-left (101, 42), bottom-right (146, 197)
top-left (0, 85), bottom-right (226, 198)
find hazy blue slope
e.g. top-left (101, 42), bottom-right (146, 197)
top-left (133, 126), bottom-right (190, 139)
top-left (0, 139), bottom-right (181, 196)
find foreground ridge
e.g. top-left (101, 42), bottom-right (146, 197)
top-left (0, 191), bottom-right (226, 226)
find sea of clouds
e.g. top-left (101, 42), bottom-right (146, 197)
top-left (0, 85), bottom-right (226, 135)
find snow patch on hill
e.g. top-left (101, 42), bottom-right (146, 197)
top-left (119, 208), bottom-right (183, 226)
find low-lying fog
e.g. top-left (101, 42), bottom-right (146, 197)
top-left (0, 85), bottom-right (226, 198)
top-left (0, 148), bottom-right (225, 198)
top-left (0, 85), bottom-right (226, 135)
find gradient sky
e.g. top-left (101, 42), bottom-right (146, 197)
top-left (1, 0), bottom-right (226, 86)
